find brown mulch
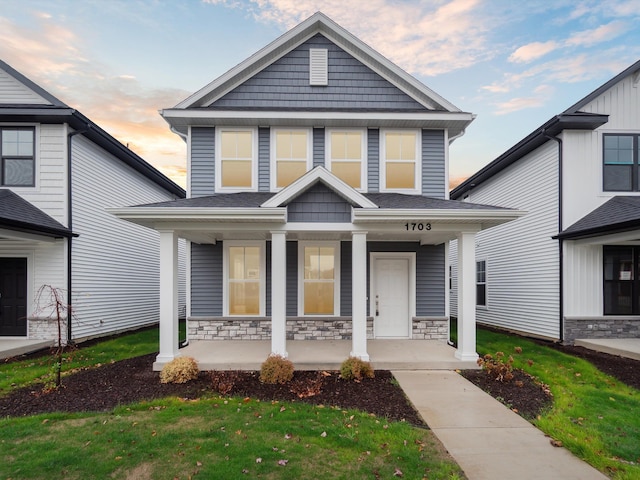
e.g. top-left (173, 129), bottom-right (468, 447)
top-left (2, 342), bottom-right (638, 425)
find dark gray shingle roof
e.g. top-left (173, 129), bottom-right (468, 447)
top-left (557, 196), bottom-right (640, 240)
top-left (0, 189), bottom-right (74, 238)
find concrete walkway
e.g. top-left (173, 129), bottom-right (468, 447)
top-left (575, 338), bottom-right (640, 361)
top-left (393, 370), bottom-right (607, 480)
top-left (0, 339), bottom-right (52, 360)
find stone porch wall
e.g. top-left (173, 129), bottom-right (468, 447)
top-left (564, 317), bottom-right (640, 344)
top-left (188, 316), bottom-right (448, 341)
top-left (28, 317), bottom-right (69, 345)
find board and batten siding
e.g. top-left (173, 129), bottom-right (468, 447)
top-left (190, 127), bottom-right (215, 198)
top-left (0, 67), bottom-right (50, 104)
top-left (211, 34), bottom-right (426, 111)
top-left (71, 136), bottom-right (185, 340)
top-left (457, 141), bottom-right (560, 339)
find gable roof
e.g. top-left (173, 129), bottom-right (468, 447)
top-left (0, 60), bottom-right (185, 198)
top-left (556, 196), bottom-right (640, 240)
top-left (450, 59), bottom-right (640, 200)
top-left (0, 189), bottom-right (75, 238)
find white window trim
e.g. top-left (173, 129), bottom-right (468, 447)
top-left (325, 128), bottom-right (367, 192)
top-left (222, 240), bottom-right (266, 316)
top-left (476, 258), bottom-right (488, 310)
top-left (270, 127), bottom-right (313, 192)
top-left (379, 128), bottom-right (422, 194)
top-left (298, 240), bottom-right (341, 317)
top-left (215, 127), bottom-right (258, 193)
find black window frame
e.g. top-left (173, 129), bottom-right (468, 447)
top-left (476, 259), bottom-right (486, 307)
top-left (603, 245), bottom-right (640, 315)
top-left (1, 127), bottom-right (36, 187)
top-left (602, 133), bottom-right (639, 192)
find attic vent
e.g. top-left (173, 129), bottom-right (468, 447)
top-left (309, 49), bottom-right (328, 86)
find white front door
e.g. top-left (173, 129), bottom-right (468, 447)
top-left (372, 256), bottom-right (412, 338)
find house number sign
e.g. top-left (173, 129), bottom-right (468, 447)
top-left (404, 222), bottom-right (432, 231)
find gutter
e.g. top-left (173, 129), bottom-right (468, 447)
top-left (66, 125), bottom-right (90, 344)
top-left (543, 130), bottom-right (564, 343)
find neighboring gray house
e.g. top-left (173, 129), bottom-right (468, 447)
top-left (450, 59), bottom-right (640, 344)
top-left (113, 12), bottom-right (521, 368)
top-left (0, 59), bottom-right (186, 345)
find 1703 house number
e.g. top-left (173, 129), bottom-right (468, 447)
top-left (404, 222), bottom-right (432, 231)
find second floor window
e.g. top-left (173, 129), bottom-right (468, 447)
top-left (381, 130), bottom-right (420, 193)
top-left (603, 134), bottom-right (639, 192)
top-left (327, 130), bottom-right (365, 190)
top-left (1, 128), bottom-right (35, 187)
top-left (217, 129), bottom-right (256, 191)
top-left (273, 129), bottom-right (311, 190)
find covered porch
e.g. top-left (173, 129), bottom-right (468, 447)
top-left (174, 338), bottom-right (480, 371)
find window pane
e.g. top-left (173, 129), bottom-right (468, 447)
top-left (304, 247), bottom-right (317, 280)
top-left (385, 133), bottom-right (402, 160)
top-left (276, 130), bottom-right (307, 160)
top-left (244, 247), bottom-right (260, 279)
top-left (220, 131), bottom-right (237, 158)
top-left (400, 133), bottom-right (416, 160)
top-left (229, 282), bottom-right (260, 315)
top-left (604, 247), bottom-right (633, 281)
top-left (385, 162), bottom-right (415, 189)
top-left (221, 160), bottom-right (252, 187)
top-left (290, 131), bottom-right (307, 158)
top-left (275, 131), bottom-right (290, 158)
top-left (229, 247), bottom-right (244, 280)
top-left (277, 161), bottom-right (307, 188)
top-left (319, 247), bottom-right (335, 279)
top-left (331, 161), bottom-right (361, 188)
top-left (604, 282), bottom-right (632, 315)
top-left (331, 132), bottom-right (346, 160)
top-left (304, 281), bottom-right (334, 315)
top-left (345, 132), bottom-right (361, 158)
top-left (476, 284), bottom-right (486, 307)
top-left (4, 159), bottom-right (34, 186)
top-left (603, 164), bottom-right (632, 191)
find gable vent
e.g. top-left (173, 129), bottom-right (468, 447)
top-left (309, 48), bottom-right (328, 86)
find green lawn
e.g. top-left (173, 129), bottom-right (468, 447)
top-left (475, 327), bottom-right (640, 480)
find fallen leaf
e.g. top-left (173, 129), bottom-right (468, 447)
top-left (278, 459), bottom-right (289, 466)
top-left (256, 458), bottom-right (262, 463)
top-left (196, 461), bottom-right (202, 467)
top-left (284, 433), bottom-right (292, 440)
top-left (320, 431), bottom-right (327, 437)
top-left (280, 406), bottom-right (286, 412)
top-left (394, 467), bottom-right (403, 477)
top-left (550, 439), bottom-right (563, 447)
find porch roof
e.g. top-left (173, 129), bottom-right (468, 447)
top-left (556, 196), bottom-right (640, 240)
top-left (0, 189), bottom-right (75, 239)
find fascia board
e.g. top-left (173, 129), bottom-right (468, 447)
top-left (352, 208), bottom-right (526, 224)
top-left (109, 207), bottom-right (286, 222)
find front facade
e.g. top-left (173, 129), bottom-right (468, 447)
top-left (114, 13), bottom-right (521, 368)
top-left (451, 59), bottom-right (640, 343)
top-left (0, 60), bottom-right (186, 344)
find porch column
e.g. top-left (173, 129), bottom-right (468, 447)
top-left (351, 231), bottom-right (369, 360)
top-left (157, 229), bottom-right (180, 365)
top-left (271, 231), bottom-right (287, 357)
top-left (456, 230), bottom-right (478, 361)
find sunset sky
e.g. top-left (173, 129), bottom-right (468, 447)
top-left (2, 0), bottom-right (639, 188)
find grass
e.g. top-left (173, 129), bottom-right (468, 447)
top-left (0, 394), bottom-right (463, 479)
top-left (475, 327), bottom-right (640, 480)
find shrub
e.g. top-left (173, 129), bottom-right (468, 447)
top-left (211, 371), bottom-right (240, 395)
top-left (259, 354), bottom-right (294, 384)
top-left (340, 356), bottom-right (374, 381)
top-left (160, 356), bottom-right (199, 384)
top-left (477, 351), bottom-right (515, 382)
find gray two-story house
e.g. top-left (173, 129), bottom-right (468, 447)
top-left (113, 12), bottom-right (521, 369)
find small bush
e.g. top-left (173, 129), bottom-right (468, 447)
top-left (160, 356), bottom-right (199, 384)
top-left (477, 351), bottom-right (514, 382)
top-left (211, 371), bottom-right (240, 395)
top-left (259, 354), bottom-right (294, 384)
top-left (340, 356), bottom-right (374, 381)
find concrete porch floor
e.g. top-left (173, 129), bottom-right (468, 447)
top-left (0, 339), bottom-right (53, 361)
top-left (156, 339), bottom-right (480, 371)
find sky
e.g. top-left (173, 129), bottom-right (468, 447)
top-left (1, 0), bottom-right (639, 189)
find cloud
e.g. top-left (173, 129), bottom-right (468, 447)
top-left (509, 41), bottom-right (559, 64)
top-left (205, 0), bottom-right (496, 76)
top-left (565, 20), bottom-right (628, 47)
top-left (493, 84), bottom-right (554, 115)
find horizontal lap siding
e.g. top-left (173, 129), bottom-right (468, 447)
top-left (286, 241), bottom-right (298, 316)
top-left (190, 127), bottom-right (215, 197)
top-left (211, 34), bottom-right (425, 110)
top-left (313, 128), bottom-right (325, 168)
top-left (287, 183), bottom-right (351, 222)
top-left (191, 243), bottom-right (222, 316)
top-left (422, 130), bottom-right (446, 199)
top-left (0, 68), bottom-right (49, 103)
top-left (465, 142), bottom-right (560, 339)
top-left (367, 129), bottom-right (380, 192)
top-left (259, 127), bottom-right (270, 191)
top-left (340, 242), bottom-right (352, 316)
top-left (71, 136), bottom-right (184, 340)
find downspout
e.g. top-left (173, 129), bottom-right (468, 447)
top-left (66, 125), bottom-right (90, 344)
top-left (543, 130), bottom-right (564, 343)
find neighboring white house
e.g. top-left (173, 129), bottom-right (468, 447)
top-left (0, 59), bottom-right (186, 344)
top-left (450, 59), bottom-right (640, 344)
top-left (113, 12), bottom-right (522, 369)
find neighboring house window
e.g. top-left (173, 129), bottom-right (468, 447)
top-left (603, 246), bottom-right (639, 315)
top-left (299, 242), bottom-right (340, 316)
top-left (1, 127), bottom-right (35, 187)
top-left (224, 242), bottom-right (265, 316)
top-left (216, 128), bottom-right (257, 191)
top-left (272, 128), bottom-right (311, 190)
top-left (603, 134), bottom-right (639, 191)
top-left (327, 129), bottom-right (366, 190)
top-left (476, 260), bottom-right (486, 307)
top-left (380, 130), bottom-right (420, 193)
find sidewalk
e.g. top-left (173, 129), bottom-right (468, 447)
top-left (392, 370), bottom-right (607, 480)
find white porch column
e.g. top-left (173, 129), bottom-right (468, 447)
top-left (157, 229), bottom-right (180, 365)
top-left (351, 231), bottom-right (369, 360)
top-left (456, 230), bottom-right (478, 361)
top-left (271, 231), bottom-right (287, 357)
